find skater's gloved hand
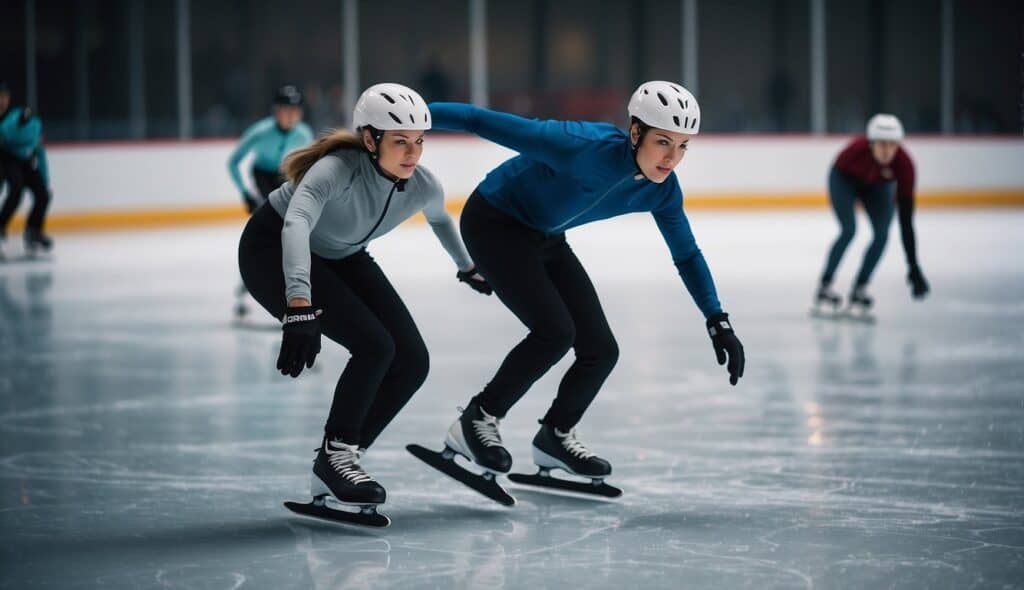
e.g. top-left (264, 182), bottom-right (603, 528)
top-left (908, 265), bottom-right (929, 300)
top-left (242, 192), bottom-right (262, 214)
top-left (706, 312), bottom-right (745, 386)
top-left (278, 305), bottom-right (323, 378)
top-left (18, 108), bottom-right (32, 125)
top-left (457, 267), bottom-right (492, 295)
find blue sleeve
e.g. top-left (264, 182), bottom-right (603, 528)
top-left (0, 110), bottom-right (19, 144)
top-left (227, 122), bottom-right (264, 195)
top-left (652, 188), bottom-right (722, 318)
top-left (0, 110), bottom-right (42, 151)
top-left (297, 122), bottom-right (314, 145)
top-left (429, 102), bottom-right (590, 173)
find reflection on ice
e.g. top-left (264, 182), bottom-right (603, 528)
top-left (1, 211), bottom-right (1023, 588)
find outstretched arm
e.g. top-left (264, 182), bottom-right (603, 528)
top-left (280, 156), bottom-right (348, 303)
top-left (422, 187), bottom-right (492, 295)
top-left (429, 102), bottom-right (589, 173)
top-left (651, 195), bottom-right (722, 318)
top-left (422, 189), bottom-right (473, 272)
top-left (653, 190), bottom-right (743, 385)
top-left (894, 152), bottom-right (928, 298)
top-left (227, 123), bottom-right (263, 196)
top-left (897, 195), bottom-right (919, 269)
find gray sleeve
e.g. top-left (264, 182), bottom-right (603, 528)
top-left (281, 155), bottom-right (350, 301)
top-left (422, 184), bottom-right (474, 272)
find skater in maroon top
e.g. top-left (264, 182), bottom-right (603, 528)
top-left (814, 114), bottom-right (930, 319)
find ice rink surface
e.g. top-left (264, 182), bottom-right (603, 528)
top-left (1, 209), bottom-right (1022, 589)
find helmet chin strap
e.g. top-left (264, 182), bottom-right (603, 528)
top-left (630, 119), bottom-right (651, 181)
top-left (364, 127), bottom-right (407, 192)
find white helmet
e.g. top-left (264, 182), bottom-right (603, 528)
top-left (866, 113), bottom-right (904, 141)
top-left (628, 80), bottom-right (700, 134)
top-left (352, 83), bottom-right (431, 131)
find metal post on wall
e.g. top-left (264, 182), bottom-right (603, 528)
top-left (25, 0), bottom-right (38, 111)
top-left (682, 0), bottom-right (698, 95)
top-left (342, 0), bottom-right (359, 128)
top-left (176, 0), bottom-right (192, 139)
top-left (810, 0), bottom-right (826, 134)
top-left (469, 0), bottom-right (488, 107)
top-left (74, 1), bottom-right (91, 139)
top-left (128, 0), bottom-right (146, 138)
top-left (940, 0), bottom-right (954, 134)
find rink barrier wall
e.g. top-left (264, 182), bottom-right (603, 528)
top-left (5, 135), bottom-right (1023, 233)
top-left (8, 189), bottom-right (1024, 234)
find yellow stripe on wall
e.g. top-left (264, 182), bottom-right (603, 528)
top-left (7, 189), bottom-right (1024, 234)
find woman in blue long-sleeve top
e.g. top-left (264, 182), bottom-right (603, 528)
top-left (0, 81), bottom-right (53, 259)
top-left (227, 85), bottom-right (314, 213)
top-left (434, 81), bottom-right (745, 483)
top-left (228, 85), bottom-right (314, 318)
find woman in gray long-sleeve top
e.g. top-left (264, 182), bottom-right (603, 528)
top-left (238, 84), bottom-right (490, 512)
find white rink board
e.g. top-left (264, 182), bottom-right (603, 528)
top-left (42, 135), bottom-right (1024, 214)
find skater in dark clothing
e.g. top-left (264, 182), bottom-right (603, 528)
top-left (815, 114), bottom-right (930, 316)
top-left (238, 84), bottom-right (488, 525)
top-left (0, 82), bottom-right (53, 260)
top-left (228, 86), bottom-right (314, 318)
top-left (410, 81), bottom-right (745, 500)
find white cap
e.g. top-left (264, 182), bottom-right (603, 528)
top-left (353, 83), bottom-right (431, 131)
top-left (628, 81), bottom-right (700, 134)
top-left (866, 113), bottom-right (904, 141)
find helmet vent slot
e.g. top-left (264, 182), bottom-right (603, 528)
top-left (388, 112), bottom-right (403, 125)
top-left (381, 93), bottom-right (396, 104)
top-left (656, 92), bottom-right (668, 106)
top-left (673, 116), bottom-right (681, 127)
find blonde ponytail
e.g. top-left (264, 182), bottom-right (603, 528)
top-left (282, 128), bottom-right (365, 185)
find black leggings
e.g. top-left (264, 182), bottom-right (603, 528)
top-left (460, 191), bottom-right (619, 430)
top-left (0, 153), bottom-right (50, 234)
top-left (252, 167), bottom-right (284, 199)
top-left (238, 204), bottom-right (429, 448)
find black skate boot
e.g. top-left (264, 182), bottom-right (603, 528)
top-left (285, 437), bottom-right (390, 527)
top-left (508, 424), bottom-right (622, 499)
top-left (845, 285), bottom-right (875, 323)
top-left (406, 401), bottom-right (516, 506)
top-left (232, 282), bottom-right (250, 321)
top-left (24, 229), bottom-right (53, 257)
top-left (532, 424), bottom-right (611, 477)
top-left (312, 437), bottom-right (386, 505)
top-left (811, 281), bottom-right (842, 318)
top-left (445, 401), bottom-right (512, 473)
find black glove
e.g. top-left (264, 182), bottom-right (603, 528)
top-left (908, 266), bottom-right (929, 300)
top-left (457, 267), bottom-right (492, 295)
top-left (278, 306), bottom-right (322, 378)
top-left (706, 312), bottom-right (745, 386)
top-left (242, 192), bottom-right (261, 214)
top-left (18, 107), bottom-right (32, 125)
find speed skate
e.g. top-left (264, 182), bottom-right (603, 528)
top-left (507, 468), bottom-right (622, 499)
top-left (284, 473), bottom-right (390, 528)
top-left (509, 425), bottom-right (622, 499)
top-left (406, 443), bottom-right (516, 506)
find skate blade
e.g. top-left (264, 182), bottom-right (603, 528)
top-left (841, 309), bottom-right (876, 324)
top-left (508, 471), bottom-right (622, 500)
top-left (284, 499), bottom-right (390, 528)
top-left (809, 307), bottom-right (843, 320)
top-left (406, 444), bottom-right (516, 506)
top-left (0, 254), bottom-right (51, 265)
